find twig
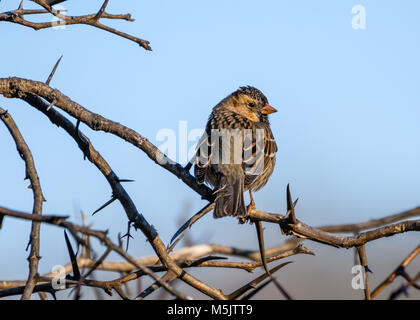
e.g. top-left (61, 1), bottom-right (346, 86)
top-left (319, 207), bottom-right (420, 233)
top-left (389, 272), bottom-right (420, 300)
top-left (371, 244), bottom-right (420, 299)
top-left (0, 1), bottom-right (151, 50)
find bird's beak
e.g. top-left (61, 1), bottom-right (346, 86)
top-left (261, 104), bottom-right (277, 115)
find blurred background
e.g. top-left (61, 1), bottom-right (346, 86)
top-left (0, 0), bottom-right (419, 299)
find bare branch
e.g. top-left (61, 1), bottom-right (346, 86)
top-left (0, 107), bottom-right (44, 299)
top-left (0, 206), bottom-right (187, 300)
top-left (0, 1), bottom-right (150, 50)
top-left (1, 75), bottom-right (419, 300)
top-left (389, 272), bottom-right (420, 300)
top-left (0, 84), bottom-right (225, 299)
top-left (356, 245), bottom-right (371, 300)
top-left (371, 244), bottom-right (420, 299)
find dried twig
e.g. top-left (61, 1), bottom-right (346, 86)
top-left (0, 0), bottom-right (151, 50)
top-left (389, 272), bottom-right (420, 300)
top-left (371, 244), bottom-right (420, 299)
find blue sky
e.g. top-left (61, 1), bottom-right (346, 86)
top-left (0, 1), bottom-right (419, 297)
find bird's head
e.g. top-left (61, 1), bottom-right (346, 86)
top-left (227, 86), bottom-right (277, 122)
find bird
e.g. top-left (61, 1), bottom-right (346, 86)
top-left (194, 86), bottom-right (277, 218)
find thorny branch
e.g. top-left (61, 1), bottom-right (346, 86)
top-left (0, 0), bottom-right (151, 50)
top-left (0, 240), bottom-right (301, 288)
top-left (371, 244), bottom-right (420, 299)
top-left (0, 75), bottom-right (419, 299)
top-left (0, 206), bottom-right (187, 299)
top-left (0, 3), bottom-right (419, 298)
top-left (0, 206), bottom-right (308, 299)
top-left (0, 83), bottom-right (227, 300)
top-left (0, 107), bottom-right (44, 299)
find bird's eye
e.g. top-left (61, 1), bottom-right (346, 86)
top-left (248, 102), bottom-right (255, 108)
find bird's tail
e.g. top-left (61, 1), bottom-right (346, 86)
top-left (213, 175), bottom-right (246, 218)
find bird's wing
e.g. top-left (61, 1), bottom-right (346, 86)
top-left (194, 130), bottom-right (214, 184)
top-left (243, 123), bottom-right (277, 184)
top-left (264, 124), bottom-right (278, 159)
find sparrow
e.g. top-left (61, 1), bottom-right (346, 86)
top-left (194, 86), bottom-right (277, 218)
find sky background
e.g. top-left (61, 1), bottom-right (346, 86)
top-left (0, 0), bottom-right (419, 299)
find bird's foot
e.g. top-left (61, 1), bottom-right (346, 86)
top-left (240, 202), bottom-right (255, 225)
top-left (246, 202), bottom-right (255, 215)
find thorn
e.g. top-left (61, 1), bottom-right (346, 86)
top-left (395, 266), bottom-right (405, 276)
top-left (46, 55), bottom-right (63, 85)
top-left (241, 278), bottom-right (274, 300)
top-left (255, 221), bottom-right (269, 276)
top-left (116, 179), bottom-right (135, 183)
top-left (74, 119), bottom-right (89, 160)
top-left (365, 266), bottom-right (373, 274)
top-left (103, 288), bottom-right (113, 296)
top-left (25, 238), bottom-right (31, 251)
top-left (18, 0), bottom-right (24, 10)
top-left (46, 98), bottom-right (56, 111)
top-left (227, 261), bottom-right (293, 300)
top-left (286, 184), bottom-right (297, 224)
top-left (184, 162), bottom-right (193, 172)
top-left (49, 290), bottom-right (57, 300)
top-left (64, 230), bottom-right (81, 280)
top-left (92, 196), bottom-right (117, 216)
top-left (120, 232), bottom-right (134, 240)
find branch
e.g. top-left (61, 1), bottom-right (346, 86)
top-left (371, 244), bottom-right (420, 299)
top-left (0, 107), bottom-right (44, 299)
top-left (319, 207), bottom-right (420, 233)
top-left (226, 262), bottom-right (293, 300)
top-left (250, 208), bottom-right (419, 249)
top-left (356, 245), bottom-right (371, 300)
top-left (0, 206), bottom-right (310, 300)
top-left (0, 77), bottom-right (213, 200)
top-left (0, 0), bottom-right (151, 50)
top-left (0, 82), bottom-right (226, 299)
top-left (246, 187), bottom-right (419, 249)
top-left (1, 76), bottom-right (418, 299)
top-left (389, 272), bottom-right (420, 300)
top-left (0, 206), bottom-right (187, 299)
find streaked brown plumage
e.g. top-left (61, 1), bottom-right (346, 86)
top-left (194, 86), bottom-right (277, 218)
